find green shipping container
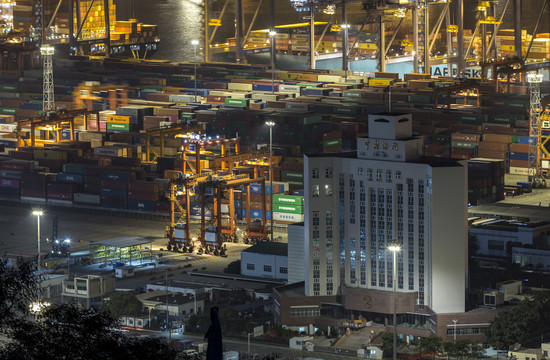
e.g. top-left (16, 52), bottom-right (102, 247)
top-left (301, 115), bottom-right (323, 125)
top-left (281, 171), bottom-right (304, 183)
top-left (342, 90), bottom-right (362, 98)
top-left (323, 138), bottom-right (342, 148)
top-left (451, 141), bottom-right (478, 149)
top-left (181, 112), bottom-right (196, 120)
top-left (456, 114), bottom-right (486, 124)
top-left (273, 194), bottom-right (304, 206)
top-left (273, 203), bottom-right (304, 214)
top-left (0, 107), bottom-right (17, 115)
top-left (0, 84), bottom-right (19, 92)
top-left (107, 123), bottom-right (130, 131)
top-left (225, 98), bottom-right (249, 107)
top-left (333, 106), bottom-right (359, 115)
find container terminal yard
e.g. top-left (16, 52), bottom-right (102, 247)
top-left (1, 0), bottom-right (550, 261)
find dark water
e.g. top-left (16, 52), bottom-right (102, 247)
top-left (114, 0), bottom-right (550, 63)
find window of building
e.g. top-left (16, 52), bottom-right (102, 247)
top-left (357, 168), bottom-right (364, 176)
top-left (264, 265), bottom-right (272, 272)
top-left (396, 171), bottom-right (402, 179)
top-left (247, 263), bottom-right (255, 270)
top-left (312, 168), bottom-right (319, 178)
top-left (386, 170), bottom-right (392, 183)
top-left (312, 184), bottom-right (320, 197)
top-left (376, 169), bottom-right (382, 182)
top-left (325, 184), bottom-right (333, 196)
top-left (325, 168), bottom-right (333, 178)
top-left (279, 267), bottom-right (288, 274)
top-left (367, 169), bottom-right (373, 181)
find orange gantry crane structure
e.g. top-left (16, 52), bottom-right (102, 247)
top-left (165, 136), bottom-right (273, 254)
top-left (16, 108), bottom-right (99, 148)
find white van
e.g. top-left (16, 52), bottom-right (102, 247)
top-left (183, 349), bottom-right (199, 357)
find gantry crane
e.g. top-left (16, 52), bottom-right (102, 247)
top-left (165, 172), bottom-right (270, 254)
top-left (433, 79), bottom-right (481, 110)
top-left (16, 108), bottom-right (99, 148)
top-left (527, 72), bottom-right (547, 188)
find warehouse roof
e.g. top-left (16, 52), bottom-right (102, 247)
top-left (91, 236), bottom-right (152, 248)
top-left (242, 242), bottom-right (287, 257)
top-left (469, 203), bottom-right (550, 221)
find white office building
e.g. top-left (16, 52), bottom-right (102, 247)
top-left (303, 112), bottom-right (468, 315)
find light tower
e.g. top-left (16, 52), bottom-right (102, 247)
top-left (41, 45), bottom-right (55, 112)
top-left (528, 72), bottom-right (545, 188)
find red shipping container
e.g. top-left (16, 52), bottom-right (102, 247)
top-left (0, 178), bottom-right (19, 188)
top-left (100, 196), bottom-right (127, 206)
top-left (20, 188), bottom-right (46, 198)
top-left (128, 191), bottom-right (159, 201)
top-left (101, 180), bottom-right (128, 190)
top-left (47, 192), bottom-right (73, 201)
top-left (128, 181), bottom-right (160, 193)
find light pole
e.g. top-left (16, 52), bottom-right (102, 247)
top-left (453, 319), bottom-right (457, 342)
top-left (388, 244), bottom-right (401, 360)
top-left (266, 120), bottom-right (275, 242)
top-left (247, 332), bottom-right (252, 360)
top-left (32, 210), bottom-right (43, 298)
top-left (165, 269), bottom-right (171, 340)
top-left (191, 40), bottom-right (199, 101)
top-left (269, 30), bottom-right (276, 94)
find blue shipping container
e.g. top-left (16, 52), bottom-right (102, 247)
top-left (127, 199), bottom-right (156, 212)
top-left (57, 173), bottom-right (84, 184)
top-left (242, 209), bottom-right (271, 220)
top-left (101, 171), bottom-right (133, 182)
top-left (100, 188), bottom-right (127, 198)
top-left (516, 136), bottom-right (535, 145)
top-left (510, 152), bottom-right (529, 161)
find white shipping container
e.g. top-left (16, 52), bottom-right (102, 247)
top-left (78, 131), bottom-right (105, 142)
top-left (99, 110), bottom-right (116, 122)
top-left (47, 199), bottom-right (73, 206)
top-left (228, 83), bottom-right (253, 91)
top-left (74, 192), bottom-right (100, 205)
top-left (229, 92), bottom-right (251, 99)
top-left (273, 212), bottom-right (304, 222)
top-left (509, 166), bottom-right (533, 175)
top-left (174, 229), bottom-right (186, 238)
top-left (317, 74), bottom-right (342, 83)
top-left (205, 232), bottom-right (217, 243)
top-left (93, 147), bottom-right (125, 157)
top-left (543, 159), bottom-right (550, 169)
top-left (168, 94), bottom-right (200, 103)
top-left (279, 85), bottom-right (301, 93)
top-left (221, 204), bottom-right (229, 213)
top-left (0, 123), bottom-right (17, 132)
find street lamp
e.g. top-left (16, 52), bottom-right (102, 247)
top-left (191, 40), bottom-right (199, 101)
top-left (269, 30), bottom-right (276, 94)
top-left (165, 269), bottom-right (171, 340)
top-left (32, 210), bottom-right (43, 298)
top-left (388, 243), bottom-right (401, 360)
top-left (453, 319), bottom-right (457, 342)
top-left (265, 120), bottom-right (275, 242)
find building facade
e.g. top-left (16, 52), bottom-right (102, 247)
top-left (304, 113), bottom-right (468, 316)
top-left (241, 242), bottom-right (288, 280)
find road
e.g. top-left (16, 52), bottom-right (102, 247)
top-left (130, 330), bottom-right (358, 360)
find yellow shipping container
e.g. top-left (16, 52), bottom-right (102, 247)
top-left (107, 115), bottom-right (131, 124)
top-left (357, 43), bottom-right (377, 50)
top-left (369, 78), bottom-right (393, 86)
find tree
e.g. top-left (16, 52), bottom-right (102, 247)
top-left (101, 291), bottom-right (144, 317)
top-left (0, 258), bottom-right (38, 329)
top-left (415, 335), bottom-right (442, 359)
top-left (485, 290), bottom-right (550, 349)
top-left (224, 260), bottom-right (241, 274)
top-left (0, 304), bottom-right (180, 360)
top-left (380, 332), bottom-right (395, 358)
